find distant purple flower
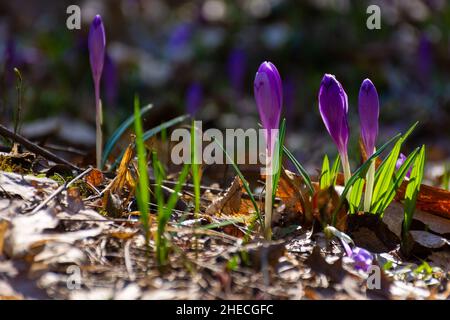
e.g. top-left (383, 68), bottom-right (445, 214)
top-left (254, 61), bottom-right (283, 156)
top-left (318, 74), bottom-right (349, 156)
top-left (342, 241), bottom-right (373, 272)
top-left (227, 48), bottom-right (247, 96)
top-left (396, 153), bottom-right (412, 178)
top-left (102, 53), bottom-right (118, 107)
top-left (358, 78), bottom-right (379, 156)
top-left (186, 82), bottom-right (203, 116)
top-left (88, 15), bottom-right (106, 87)
top-left (166, 22), bottom-right (193, 61)
top-left (417, 34), bottom-right (432, 83)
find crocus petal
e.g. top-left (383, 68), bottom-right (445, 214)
top-left (318, 74), bottom-right (349, 155)
top-left (351, 247), bottom-right (373, 272)
top-left (88, 15), bottom-right (106, 84)
top-left (396, 153), bottom-right (412, 178)
top-left (254, 61), bottom-right (283, 155)
top-left (358, 78), bottom-right (379, 156)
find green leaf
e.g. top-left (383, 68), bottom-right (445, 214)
top-left (403, 145), bottom-right (425, 242)
top-left (319, 154), bottom-right (330, 190)
top-left (283, 146), bottom-right (314, 195)
top-left (103, 104), bottom-right (153, 167)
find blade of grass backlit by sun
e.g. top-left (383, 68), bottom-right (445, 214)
top-left (403, 145), bottom-right (425, 245)
top-left (102, 103), bottom-right (153, 167)
top-left (109, 114), bottom-right (189, 171)
top-left (133, 95), bottom-right (150, 245)
top-left (191, 121), bottom-right (201, 214)
top-left (371, 122), bottom-right (418, 213)
top-left (378, 147), bottom-right (419, 215)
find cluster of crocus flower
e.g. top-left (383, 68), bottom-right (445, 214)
top-left (88, 14), bottom-right (106, 169)
top-left (253, 61), bottom-right (283, 240)
top-left (318, 74), bottom-right (380, 211)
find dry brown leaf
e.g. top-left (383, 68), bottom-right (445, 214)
top-left (0, 220), bottom-right (9, 255)
top-left (66, 187), bottom-right (84, 213)
top-left (396, 183), bottom-right (450, 219)
top-left (275, 169), bottom-right (315, 223)
top-left (313, 186), bottom-right (347, 231)
top-left (84, 168), bottom-right (104, 187)
top-left (111, 143), bottom-right (134, 194)
top-left (206, 176), bottom-right (252, 216)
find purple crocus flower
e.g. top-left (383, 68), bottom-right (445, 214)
top-left (227, 48), bottom-right (247, 96)
top-left (342, 241), bottom-right (373, 272)
top-left (254, 61), bottom-right (283, 156)
top-left (186, 82), bottom-right (203, 116)
top-left (396, 153), bottom-right (412, 178)
top-left (318, 74), bottom-right (349, 157)
top-left (358, 78), bottom-right (379, 156)
top-left (88, 14), bottom-right (106, 169)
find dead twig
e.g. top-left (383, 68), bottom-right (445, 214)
top-left (0, 124), bottom-right (81, 171)
top-left (30, 167), bottom-right (93, 213)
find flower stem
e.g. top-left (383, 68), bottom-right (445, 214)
top-left (264, 151), bottom-right (273, 240)
top-left (95, 85), bottom-right (103, 169)
top-left (363, 156), bottom-right (376, 213)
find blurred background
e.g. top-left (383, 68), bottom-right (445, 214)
top-left (0, 0), bottom-right (449, 183)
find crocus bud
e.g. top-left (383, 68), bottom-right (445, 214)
top-left (254, 61), bottom-right (283, 156)
top-left (318, 74), bottom-right (349, 156)
top-left (88, 15), bottom-right (106, 85)
top-left (358, 78), bottom-right (379, 156)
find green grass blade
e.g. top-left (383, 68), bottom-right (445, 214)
top-left (403, 145), bottom-right (425, 242)
top-left (283, 146), bottom-right (314, 195)
top-left (133, 96), bottom-right (150, 243)
top-left (272, 118), bottom-right (286, 201)
top-left (190, 121), bottom-right (201, 214)
top-left (370, 138), bottom-right (402, 213)
top-left (103, 103), bottom-right (153, 167)
top-left (330, 155), bottom-right (341, 186)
